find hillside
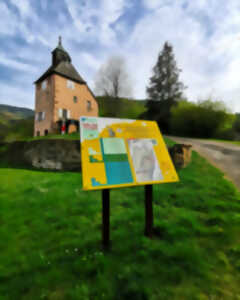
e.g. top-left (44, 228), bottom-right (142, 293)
top-left (0, 104), bottom-right (34, 120)
top-left (0, 104), bottom-right (34, 141)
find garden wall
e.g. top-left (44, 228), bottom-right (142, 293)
top-left (0, 140), bottom-right (81, 171)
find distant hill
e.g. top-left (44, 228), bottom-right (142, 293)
top-left (0, 104), bottom-right (34, 142)
top-left (0, 104), bottom-right (34, 120)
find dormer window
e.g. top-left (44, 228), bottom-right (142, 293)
top-left (67, 80), bottom-right (75, 89)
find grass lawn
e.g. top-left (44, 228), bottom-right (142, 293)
top-left (22, 132), bottom-right (80, 142)
top-left (1, 138), bottom-right (240, 299)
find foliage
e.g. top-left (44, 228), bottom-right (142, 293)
top-left (144, 42), bottom-right (186, 133)
top-left (170, 99), bottom-right (236, 138)
top-left (96, 96), bottom-right (146, 119)
top-left (233, 113), bottom-right (240, 133)
top-left (94, 55), bottom-right (132, 98)
top-left (0, 105), bottom-right (34, 142)
top-left (3, 118), bottom-right (34, 142)
top-left (1, 138), bottom-right (240, 299)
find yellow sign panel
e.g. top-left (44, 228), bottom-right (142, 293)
top-left (80, 117), bottom-right (179, 190)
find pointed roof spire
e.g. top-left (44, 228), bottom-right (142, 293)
top-left (35, 36), bottom-right (86, 84)
top-left (58, 35), bottom-right (62, 46)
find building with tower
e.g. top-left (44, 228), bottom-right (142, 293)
top-left (34, 37), bottom-right (98, 136)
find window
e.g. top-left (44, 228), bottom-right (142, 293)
top-left (36, 111), bottom-right (45, 121)
top-left (58, 108), bottom-right (63, 118)
top-left (87, 100), bottom-right (92, 111)
top-left (67, 80), bottom-right (75, 89)
top-left (58, 108), bottom-right (70, 119)
top-left (62, 109), bottom-right (68, 119)
top-left (73, 96), bottom-right (78, 103)
top-left (38, 112), bottom-right (43, 121)
top-left (41, 80), bottom-right (47, 90)
top-left (44, 129), bottom-right (48, 136)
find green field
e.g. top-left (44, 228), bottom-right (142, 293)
top-left (24, 132), bottom-right (80, 142)
top-left (1, 139), bottom-right (240, 299)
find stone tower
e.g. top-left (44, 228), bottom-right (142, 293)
top-left (34, 37), bottom-right (98, 136)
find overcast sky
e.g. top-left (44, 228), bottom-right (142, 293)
top-left (0, 0), bottom-right (240, 112)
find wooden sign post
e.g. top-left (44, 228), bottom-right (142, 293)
top-left (144, 185), bottom-right (153, 237)
top-left (101, 185), bottom-right (154, 250)
top-left (102, 189), bottom-right (110, 249)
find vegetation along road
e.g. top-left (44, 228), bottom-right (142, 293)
top-left (167, 136), bottom-right (240, 190)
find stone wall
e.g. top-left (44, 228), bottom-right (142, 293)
top-left (0, 139), bottom-right (81, 171)
top-left (0, 140), bottom-right (192, 172)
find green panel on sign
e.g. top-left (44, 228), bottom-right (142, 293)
top-left (104, 154), bottom-right (128, 162)
top-left (102, 138), bottom-right (126, 154)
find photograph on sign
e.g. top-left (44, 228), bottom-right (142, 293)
top-left (80, 117), bottom-right (179, 190)
top-left (128, 139), bottom-right (163, 182)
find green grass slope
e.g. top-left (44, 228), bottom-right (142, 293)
top-left (0, 104), bottom-right (34, 120)
top-left (0, 139), bottom-right (240, 299)
top-left (2, 118), bottom-right (34, 142)
top-left (0, 104), bottom-right (34, 142)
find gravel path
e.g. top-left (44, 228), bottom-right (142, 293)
top-left (166, 136), bottom-right (240, 190)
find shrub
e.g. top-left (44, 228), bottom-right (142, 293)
top-left (170, 99), bottom-right (235, 139)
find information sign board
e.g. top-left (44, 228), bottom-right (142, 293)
top-left (80, 117), bottom-right (179, 190)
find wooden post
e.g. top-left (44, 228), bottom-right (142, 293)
top-left (102, 189), bottom-right (110, 249)
top-left (144, 185), bottom-right (153, 237)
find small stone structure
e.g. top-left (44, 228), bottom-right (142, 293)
top-left (168, 144), bottom-right (192, 168)
top-left (0, 140), bottom-right (81, 171)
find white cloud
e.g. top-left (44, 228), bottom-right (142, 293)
top-left (0, 54), bottom-right (37, 73)
top-left (1, 0), bottom-right (240, 113)
top-left (9, 0), bottom-right (32, 18)
top-left (80, 53), bottom-right (102, 70)
top-left (65, 0), bottom-right (128, 46)
top-left (0, 81), bottom-right (34, 109)
top-left (40, 0), bottom-right (47, 11)
top-left (142, 0), bottom-right (171, 10)
top-left (0, 2), bottom-right (18, 35)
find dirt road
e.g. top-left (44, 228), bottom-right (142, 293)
top-left (167, 136), bottom-right (240, 190)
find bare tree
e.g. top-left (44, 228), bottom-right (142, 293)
top-left (94, 56), bottom-right (132, 98)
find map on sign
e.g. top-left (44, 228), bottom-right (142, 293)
top-left (80, 117), bottom-right (179, 190)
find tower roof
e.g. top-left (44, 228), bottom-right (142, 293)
top-left (34, 36), bottom-right (86, 84)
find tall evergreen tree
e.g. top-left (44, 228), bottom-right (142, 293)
top-left (145, 42), bottom-right (186, 133)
